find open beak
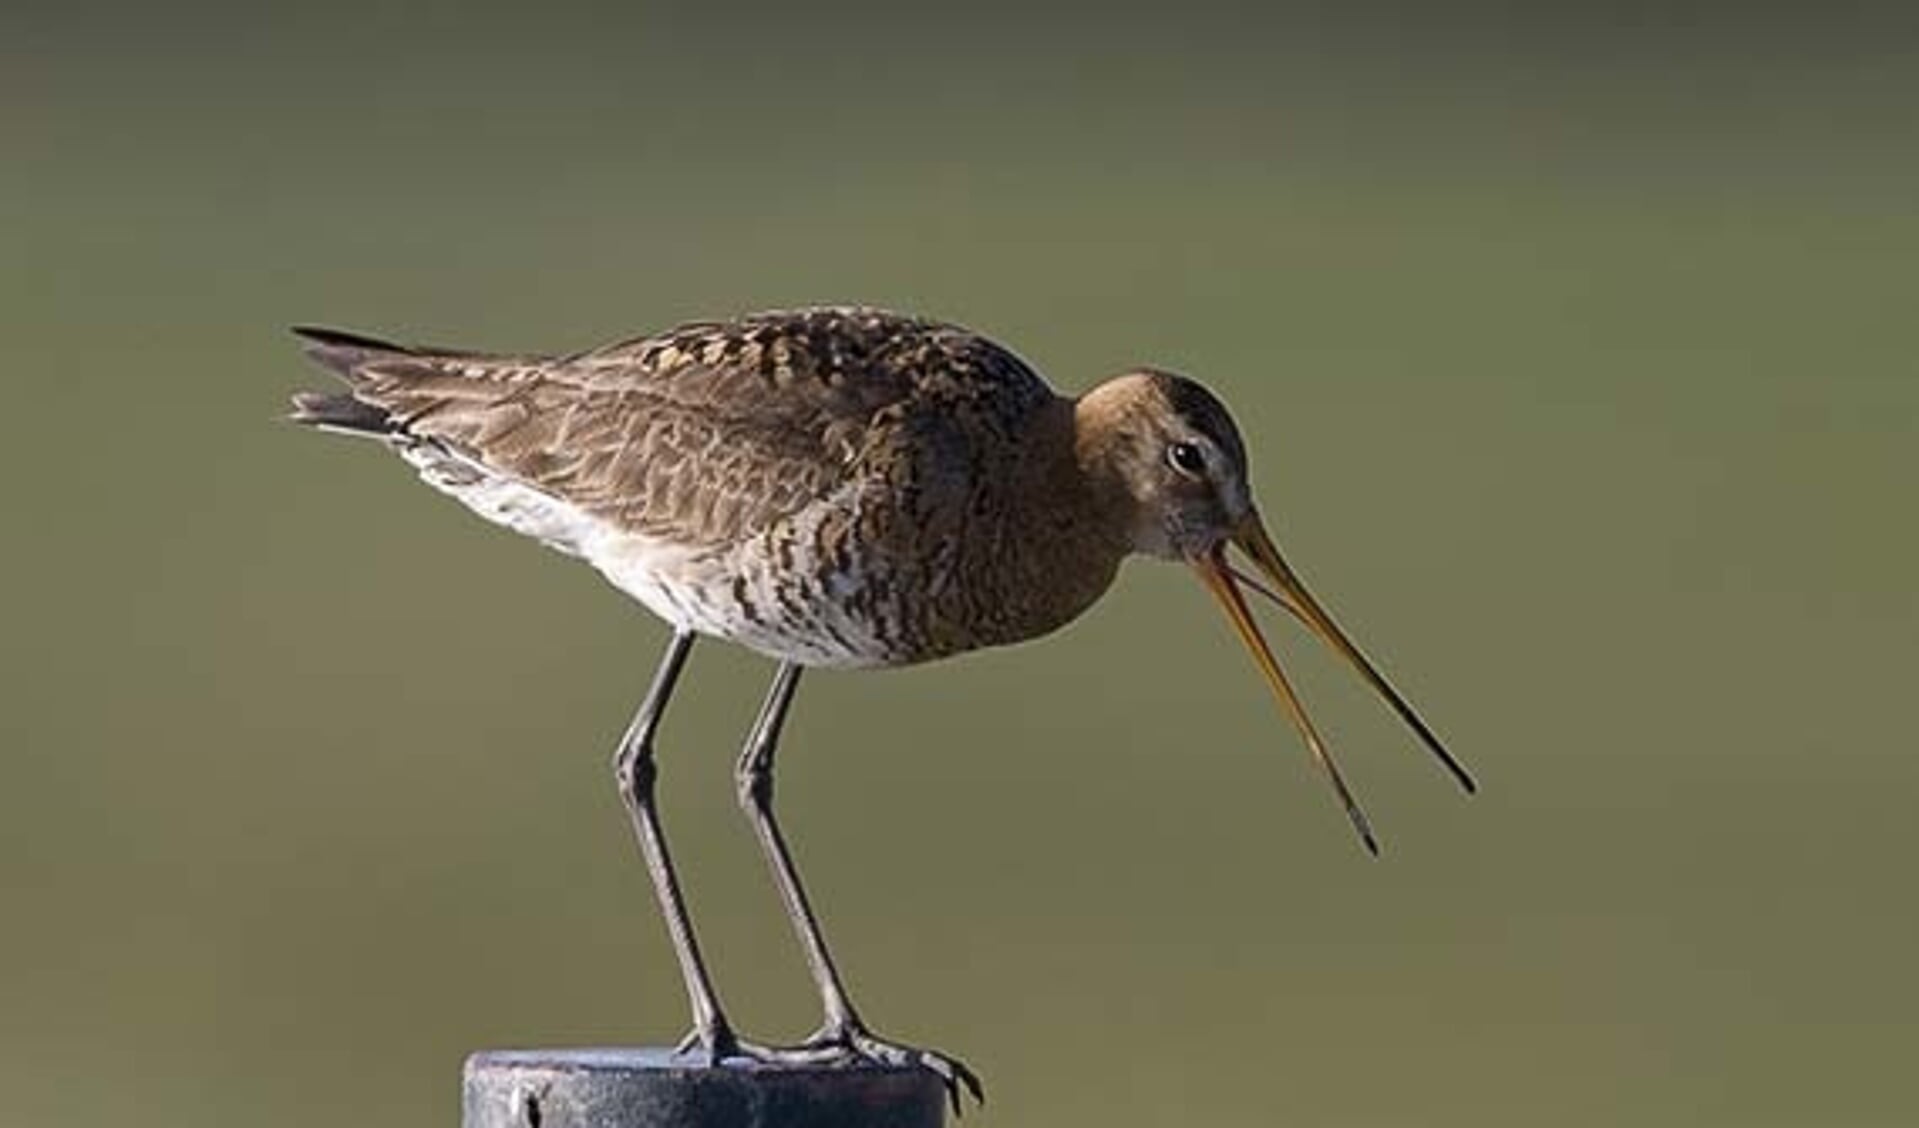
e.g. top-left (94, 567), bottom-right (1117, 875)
top-left (1191, 513), bottom-right (1475, 854)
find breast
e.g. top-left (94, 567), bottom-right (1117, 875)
top-left (585, 402), bottom-right (1124, 671)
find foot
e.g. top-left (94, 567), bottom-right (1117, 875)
top-left (673, 1021), bottom-right (778, 1067)
top-left (676, 1020), bottom-right (983, 1114)
top-left (798, 1020), bottom-right (984, 1115)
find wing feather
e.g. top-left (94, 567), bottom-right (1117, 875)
top-left (291, 307), bottom-right (1055, 550)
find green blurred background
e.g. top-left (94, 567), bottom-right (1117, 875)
top-left (7, 4), bottom-right (1917, 1126)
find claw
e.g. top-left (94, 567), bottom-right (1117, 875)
top-left (839, 1026), bottom-right (984, 1115)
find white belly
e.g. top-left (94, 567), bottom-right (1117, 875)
top-left (588, 533), bottom-right (894, 669)
top-left (401, 438), bottom-right (897, 668)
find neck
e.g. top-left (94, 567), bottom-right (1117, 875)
top-left (926, 395), bottom-right (1128, 652)
top-left (1070, 385), bottom-right (1148, 555)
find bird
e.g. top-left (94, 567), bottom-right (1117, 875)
top-left (289, 305), bottom-right (1474, 1111)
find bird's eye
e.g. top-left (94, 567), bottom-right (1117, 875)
top-left (1167, 441), bottom-right (1206, 476)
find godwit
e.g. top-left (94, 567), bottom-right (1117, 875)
top-left (290, 306), bottom-right (1474, 1109)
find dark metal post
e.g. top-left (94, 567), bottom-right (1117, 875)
top-left (464, 1049), bottom-right (946, 1128)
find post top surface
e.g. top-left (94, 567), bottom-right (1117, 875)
top-left (467, 1046), bottom-right (919, 1079)
top-left (464, 1046), bottom-right (945, 1128)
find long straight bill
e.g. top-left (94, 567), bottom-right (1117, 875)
top-left (1229, 517), bottom-right (1477, 795)
top-left (1193, 550), bottom-right (1380, 854)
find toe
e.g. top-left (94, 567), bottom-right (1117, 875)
top-left (843, 1029), bottom-right (984, 1114)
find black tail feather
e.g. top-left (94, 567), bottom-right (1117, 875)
top-left (288, 326), bottom-right (419, 435)
top-left (288, 390), bottom-right (397, 436)
top-left (290, 325), bottom-right (412, 352)
top-left (291, 325), bottom-right (416, 379)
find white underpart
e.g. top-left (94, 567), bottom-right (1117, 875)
top-left (399, 441), bottom-right (597, 559)
top-left (397, 439), bottom-right (891, 669)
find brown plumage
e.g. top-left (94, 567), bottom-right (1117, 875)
top-left (296, 311), bottom-right (1050, 544)
top-left (295, 307), bottom-right (1132, 666)
top-left (290, 305), bottom-right (1472, 1109)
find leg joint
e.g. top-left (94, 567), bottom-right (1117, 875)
top-left (615, 741), bottom-right (658, 798)
top-left (734, 754), bottom-right (773, 810)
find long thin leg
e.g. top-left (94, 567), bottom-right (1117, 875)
top-left (734, 663), bottom-right (983, 1111)
top-left (611, 630), bottom-right (738, 1060)
top-left (733, 665), bottom-right (859, 1027)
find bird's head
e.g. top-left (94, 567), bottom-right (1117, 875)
top-left (1076, 371), bottom-right (1475, 851)
top-left (1074, 369), bottom-right (1255, 561)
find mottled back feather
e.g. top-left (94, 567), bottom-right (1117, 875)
top-left (293, 307), bottom-right (1056, 554)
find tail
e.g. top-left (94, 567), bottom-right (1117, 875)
top-left (288, 324), bottom-right (555, 451)
top-left (286, 326), bottom-right (415, 437)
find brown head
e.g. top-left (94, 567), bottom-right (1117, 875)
top-left (1075, 371), bottom-right (1475, 852)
